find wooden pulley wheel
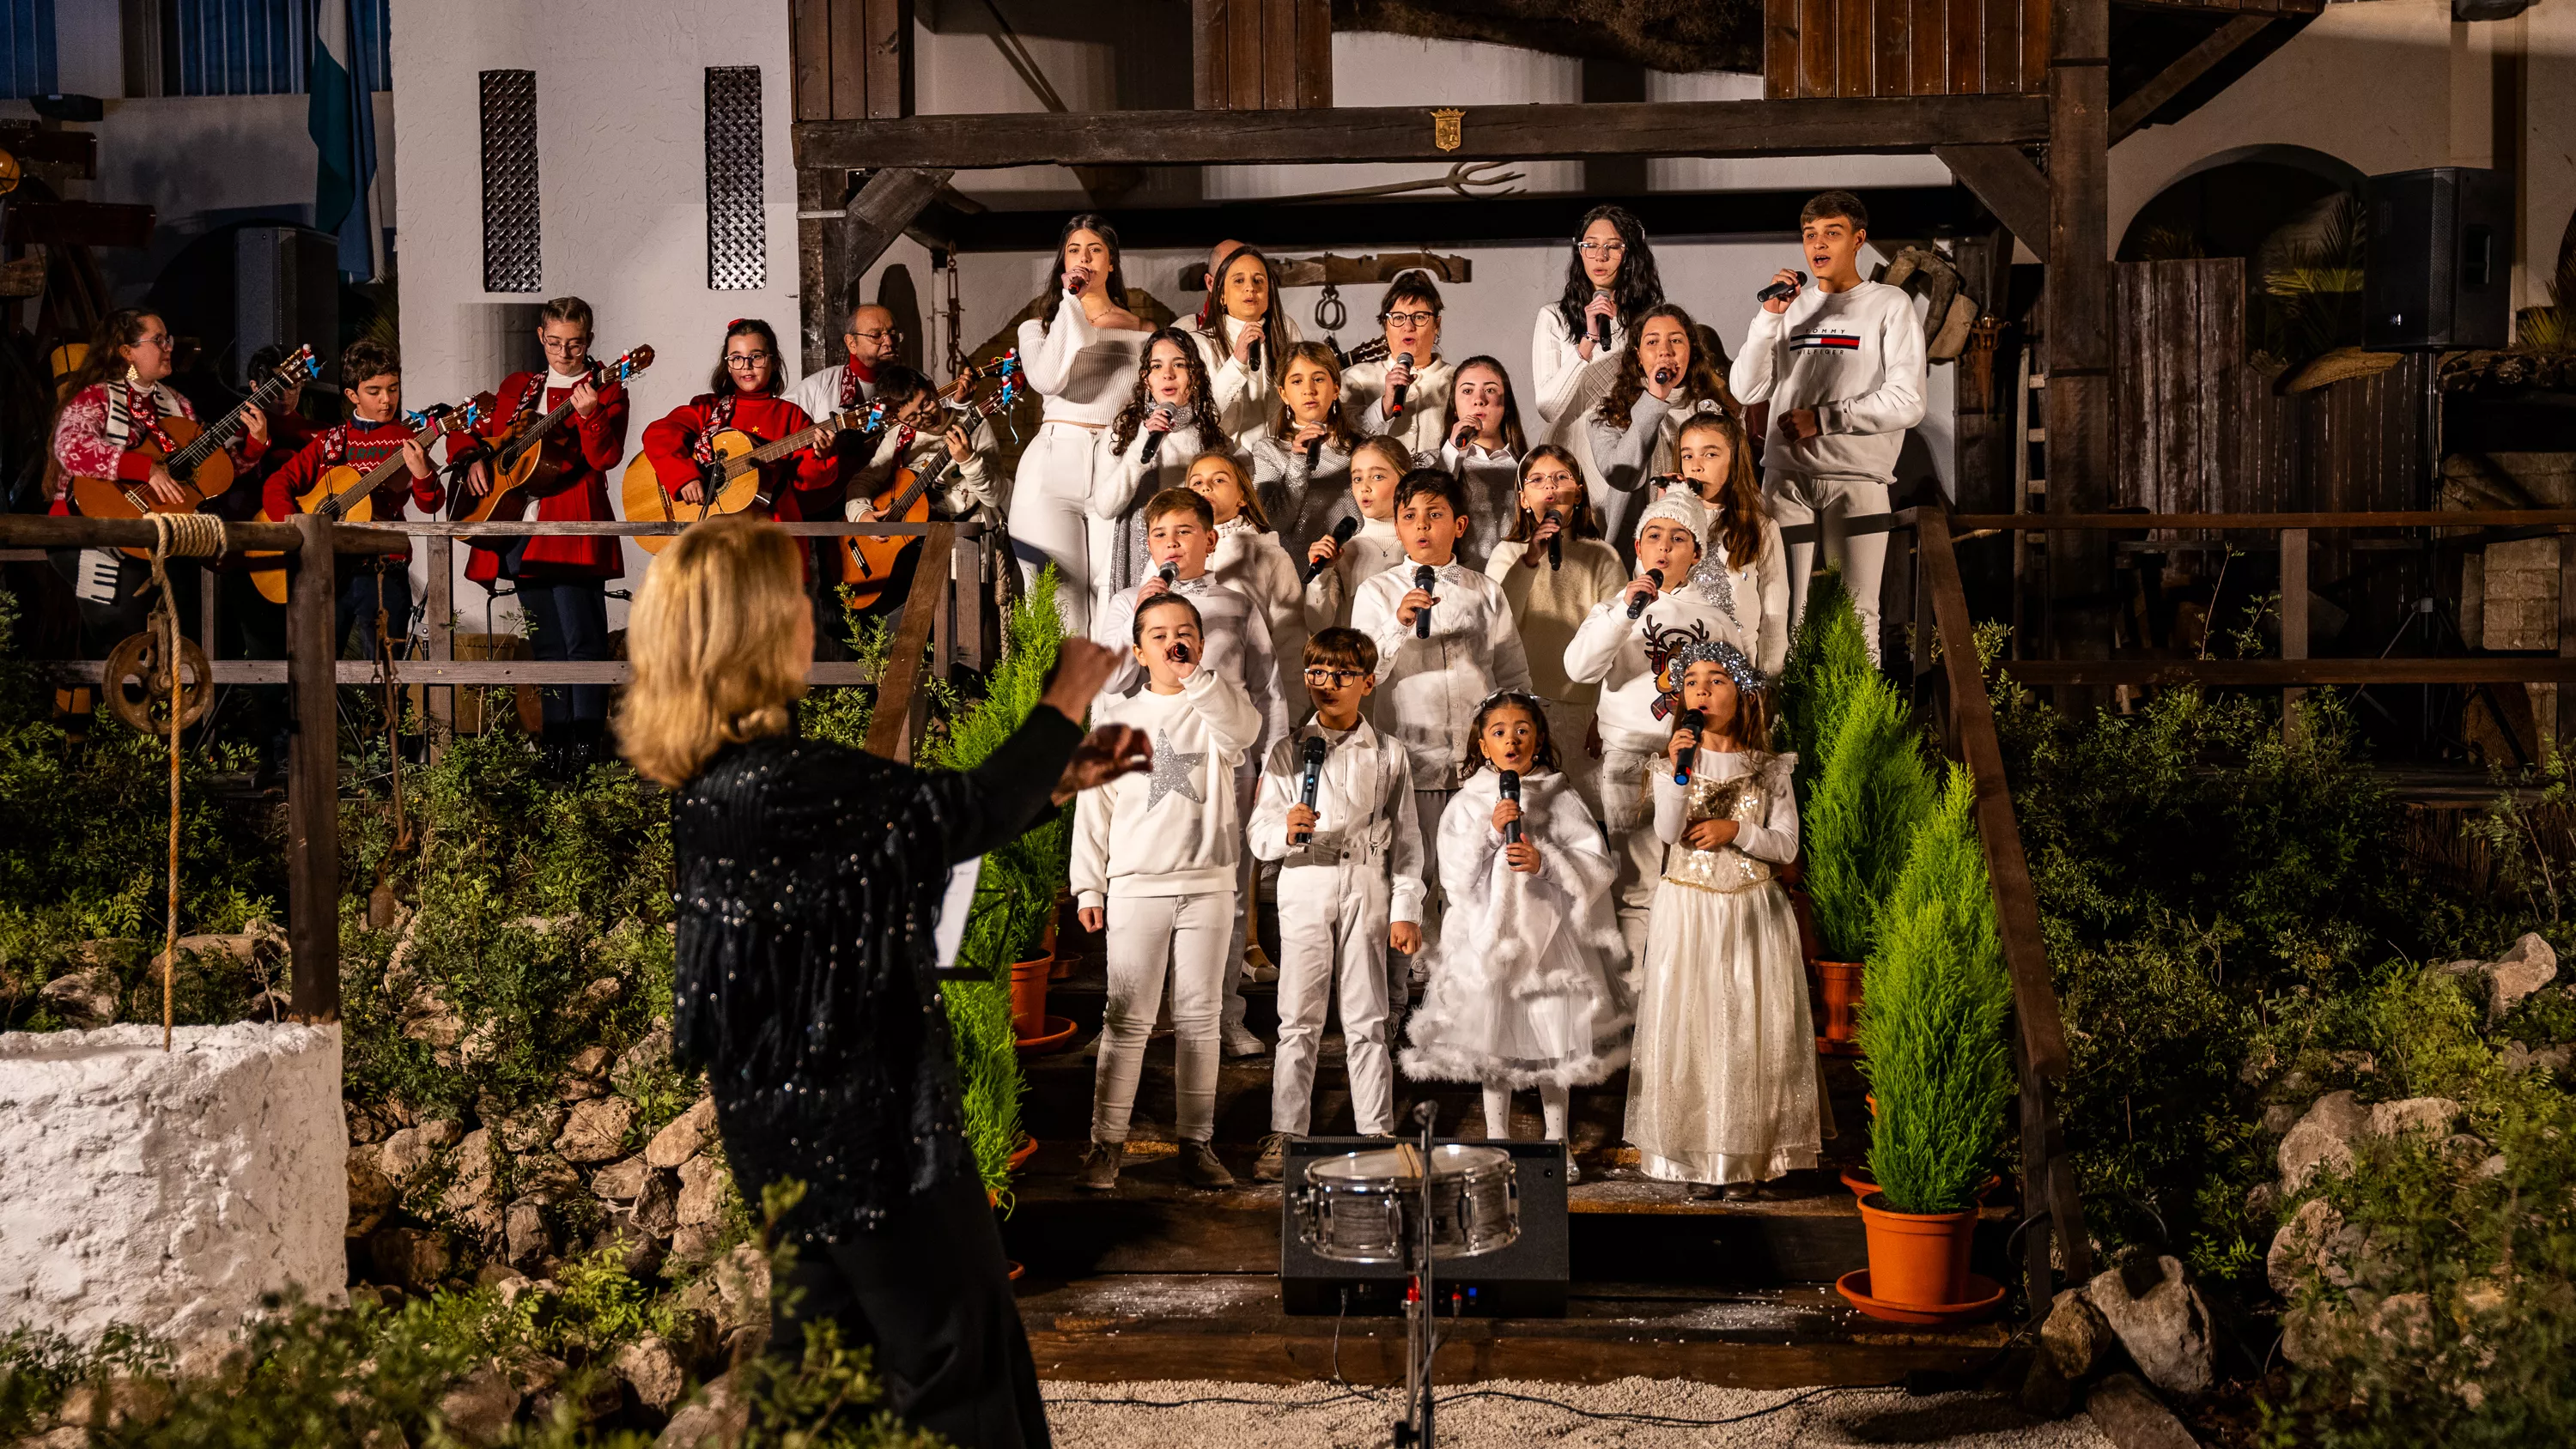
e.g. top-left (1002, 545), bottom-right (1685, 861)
top-left (102, 624), bottom-right (216, 736)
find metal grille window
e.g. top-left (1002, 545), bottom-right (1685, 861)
top-left (480, 69), bottom-right (542, 294)
top-left (0, 0), bottom-right (56, 100)
top-left (705, 66), bottom-right (765, 291)
top-left (167, 0), bottom-right (392, 98)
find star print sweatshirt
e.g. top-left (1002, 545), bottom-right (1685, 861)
top-left (1072, 667), bottom-right (1264, 909)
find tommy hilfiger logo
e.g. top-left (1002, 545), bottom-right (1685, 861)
top-left (1790, 331), bottom-right (1862, 351)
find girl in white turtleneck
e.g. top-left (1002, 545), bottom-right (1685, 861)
top-left (1013, 214), bottom-right (1150, 635)
top-left (1188, 245), bottom-right (1298, 453)
top-left (1090, 329), bottom-right (1218, 616)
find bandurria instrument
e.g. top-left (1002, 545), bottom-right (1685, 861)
top-left (247, 396), bottom-right (495, 604)
top-left (450, 346), bottom-right (653, 525)
top-left (70, 344), bottom-right (321, 559)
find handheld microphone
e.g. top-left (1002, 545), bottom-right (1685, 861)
top-left (1303, 433), bottom-right (1324, 473)
top-left (1757, 270), bottom-right (1808, 305)
top-left (1066, 267), bottom-right (1089, 298)
top-left (1139, 403), bottom-right (1174, 467)
top-left (1309, 515), bottom-right (1360, 581)
top-left (1388, 352), bottom-right (1414, 415)
top-left (1674, 708), bottom-right (1707, 785)
top-left (1545, 508), bottom-right (1564, 571)
top-left (1653, 366), bottom-right (1677, 390)
top-left (1157, 561), bottom-right (1178, 587)
top-left (1591, 289), bottom-right (1613, 352)
top-left (1413, 563), bottom-right (1437, 639)
top-left (1498, 770), bottom-right (1522, 845)
top-left (1627, 567), bottom-right (1663, 620)
top-left (1170, 640), bottom-right (1193, 664)
top-left (1250, 336), bottom-right (1265, 378)
top-left (1294, 736), bottom-right (1327, 844)
top-left (1450, 421), bottom-right (1478, 452)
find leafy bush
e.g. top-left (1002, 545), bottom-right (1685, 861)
top-left (1786, 581), bottom-right (1933, 961)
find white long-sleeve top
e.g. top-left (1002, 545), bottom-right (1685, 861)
top-left (1530, 305), bottom-right (1624, 427)
top-left (1302, 513), bottom-right (1402, 634)
top-left (1092, 572), bottom-right (1288, 759)
top-left (1187, 313), bottom-right (1297, 452)
top-left (1691, 512), bottom-right (1793, 677)
top-left (1352, 558), bottom-right (1534, 787)
top-left (1341, 355), bottom-right (1455, 458)
top-left (1438, 439), bottom-right (1521, 572)
top-left (1248, 718), bottom-right (1427, 925)
top-left (1251, 434), bottom-right (1355, 564)
top-left (1212, 518), bottom-right (1306, 710)
top-left (1563, 588), bottom-right (1741, 751)
top-left (780, 362), bottom-right (877, 426)
top-left (835, 419), bottom-right (999, 525)
top-left (1652, 749), bottom-right (1801, 864)
top-left (1089, 421), bottom-right (1217, 598)
top-left (1727, 281), bottom-right (1925, 483)
top-left (1582, 390), bottom-right (1730, 549)
top-left (1072, 668), bottom-right (1263, 908)
top-left (1018, 294), bottom-right (1152, 427)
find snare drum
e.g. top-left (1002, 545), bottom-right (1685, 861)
top-left (1292, 1143), bottom-right (1520, 1264)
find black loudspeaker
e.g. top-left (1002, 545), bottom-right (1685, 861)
top-left (1279, 1137), bottom-right (1570, 1318)
top-left (2363, 167), bottom-right (2514, 351)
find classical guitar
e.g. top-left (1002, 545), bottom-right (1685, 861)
top-left (839, 367), bottom-right (1024, 608)
top-left (70, 344), bottom-right (322, 559)
top-left (246, 396), bottom-right (495, 605)
top-left (449, 346), bottom-right (654, 526)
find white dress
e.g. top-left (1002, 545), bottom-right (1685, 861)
top-left (1401, 770), bottom-right (1632, 1090)
top-left (1688, 512), bottom-right (1793, 677)
top-left (1624, 748), bottom-right (1830, 1185)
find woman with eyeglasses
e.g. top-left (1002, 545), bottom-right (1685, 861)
top-left (1532, 205), bottom-right (1666, 428)
top-left (641, 318), bottom-right (839, 524)
top-left (1338, 270), bottom-right (1455, 458)
top-left (1013, 214), bottom-right (1151, 637)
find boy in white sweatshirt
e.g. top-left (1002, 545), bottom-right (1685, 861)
top-left (1728, 190), bottom-right (1926, 666)
top-left (1072, 594), bottom-right (1265, 1192)
top-left (1564, 487), bottom-right (1736, 973)
top-left (1247, 628), bottom-right (1427, 1179)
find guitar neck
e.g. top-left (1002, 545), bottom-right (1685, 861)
top-left (324, 422), bottom-right (448, 519)
top-left (170, 372), bottom-right (291, 472)
top-left (502, 397), bottom-right (583, 465)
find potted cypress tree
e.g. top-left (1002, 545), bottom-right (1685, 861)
top-left (1844, 765), bottom-right (2015, 1321)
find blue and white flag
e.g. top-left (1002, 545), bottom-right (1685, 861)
top-left (309, 0), bottom-right (380, 281)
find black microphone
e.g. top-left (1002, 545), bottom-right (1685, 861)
top-left (1388, 352), bottom-right (1414, 416)
top-left (1757, 270), bottom-right (1808, 305)
top-left (1303, 433), bottom-right (1324, 473)
top-left (1627, 567), bottom-right (1663, 620)
top-left (1157, 561), bottom-right (1178, 587)
top-left (1653, 366), bottom-right (1677, 390)
top-left (1294, 736), bottom-right (1327, 845)
top-left (1545, 508), bottom-right (1564, 571)
top-left (1591, 289), bottom-right (1613, 352)
top-left (1413, 564), bottom-right (1437, 639)
top-left (1498, 769), bottom-right (1522, 845)
top-left (1450, 421), bottom-right (1477, 452)
top-left (1250, 336), bottom-right (1265, 378)
top-left (1674, 708), bottom-right (1707, 785)
top-left (1139, 403), bottom-right (1174, 468)
top-left (1309, 515), bottom-right (1359, 582)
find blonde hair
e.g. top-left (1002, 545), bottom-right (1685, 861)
top-left (617, 513), bottom-right (811, 787)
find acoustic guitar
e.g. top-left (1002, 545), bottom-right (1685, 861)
top-left (246, 396), bottom-right (495, 605)
top-left (839, 370), bottom-right (1024, 609)
top-left (70, 344), bottom-right (321, 559)
top-left (449, 346), bottom-right (654, 526)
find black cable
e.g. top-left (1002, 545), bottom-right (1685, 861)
top-left (1432, 1381), bottom-right (1885, 1428)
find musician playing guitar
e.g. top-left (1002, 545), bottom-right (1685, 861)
top-left (640, 318), bottom-right (839, 525)
top-left (781, 300), bottom-right (903, 421)
top-left (449, 296), bottom-right (630, 771)
top-left (836, 363), bottom-right (998, 626)
top-left (260, 339), bottom-right (442, 664)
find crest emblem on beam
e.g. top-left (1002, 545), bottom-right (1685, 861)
top-left (1431, 109), bottom-right (1464, 153)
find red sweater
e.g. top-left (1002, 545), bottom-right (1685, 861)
top-left (450, 370), bottom-right (630, 582)
top-left (641, 391), bottom-right (836, 522)
top-left (263, 416), bottom-right (446, 559)
top-left (47, 381), bottom-right (258, 514)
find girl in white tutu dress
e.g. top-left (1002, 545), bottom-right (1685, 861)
top-left (1623, 636), bottom-right (1829, 1199)
top-left (1400, 690), bottom-right (1631, 1179)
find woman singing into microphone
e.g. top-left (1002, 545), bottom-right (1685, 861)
top-left (1340, 271), bottom-right (1455, 457)
top-left (1564, 303), bottom-right (1737, 558)
top-left (1090, 327), bottom-right (1218, 608)
top-left (1012, 214), bottom-right (1150, 634)
top-left (1531, 204), bottom-right (1665, 427)
top-left (1189, 243), bottom-right (1296, 452)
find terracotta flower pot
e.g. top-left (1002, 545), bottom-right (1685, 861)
top-left (1841, 1165), bottom-right (2003, 1202)
top-left (1009, 955), bottom-right (1053, 1040)
top-left (1856, 1191), bottom-right (1979, 1313)
top-left (1814, 961), bottom-right (1865, 1049)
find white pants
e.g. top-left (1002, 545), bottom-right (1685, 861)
top-left (1399, 786), bottom-right (1455, 1002)
top-left (1093, 889), bottom-right (1236, 1144)
top-left (1010, 421), bottom-right (1101, 638)
top-left (1484, 1082), bottom-right (1571, 1142)
top-left (1765, 470), bottom-right (1892, 666)
top-left (1599, 743), bottom-right (1664, 980)
top-left (1225, 767), bottom-right (1258, 1034)
top-left (1539, 696), bottom-right (1603, 828)
top-left (1273, 863), bottom-right (1395, 1137)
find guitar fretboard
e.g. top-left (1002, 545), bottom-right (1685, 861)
top-left (169, 367), bottom-right (297, 475)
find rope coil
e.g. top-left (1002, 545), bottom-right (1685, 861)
top-left (144, 512), bottom-right (226, 1051)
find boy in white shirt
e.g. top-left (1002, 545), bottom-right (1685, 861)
top-left (1072, 594), bottom-right (1265, 1192)
top-left (1728, 190), bottom-right (1926, 665)
top-left (1564, 487), bottom-right (1737, 973)
top-left (1247, 628), bottom-right (1427, 1179)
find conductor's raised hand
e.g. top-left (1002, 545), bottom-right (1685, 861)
top-left (1040, 639), bottom-right (1124, 721)
top-left (1054, 722), bottom-right (1151, 805)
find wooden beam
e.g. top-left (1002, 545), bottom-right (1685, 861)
top-left (1951, 509), bottom-right (2576, 530)
top-left (866, 522), bottom-right (956, 761)
top-left (804, 164), bottom-right (953, 376)
top-left (2044, 0), bottom-right (2112, 671)
top-left (2109, 14), bottom-right (2271, 144)
top-left (1933, 145), bottom-right (2051, 262)
top-left (1999, 658), bottom-right (2576, 686)
top-left (793, 94), bottom-right (2052, 171)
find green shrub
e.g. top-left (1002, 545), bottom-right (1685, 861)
top-left (1791, 582), bottom-right (1933, 962)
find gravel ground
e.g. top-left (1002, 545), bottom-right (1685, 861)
top-left (1041, 1378), bottom-right (2116, 1448)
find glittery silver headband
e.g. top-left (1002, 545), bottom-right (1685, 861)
top-left (1666, 637), bottom-right (1766, 695)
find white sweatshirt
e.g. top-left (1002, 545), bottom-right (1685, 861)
top-left (1728, 281), bottom-right (1925, 483)
top-left (1563, 587), bottom-right (1741, 750)
top-left (1187, 313), bottom-right (1297, 452)
top-left (1248, 718), bottom-right (1427, 925)
top-left (1352, 558), bottom-right (1534, 788)
top-left (1089, 420), bottom-right (1216, 598)
top-left (1303, 513), bottom-right (1403, 634)
top-left (781, 362), bottom-right (877, 425)
top-left (1529, 305), bottom-right (1624, 427)
top-left (1018, 293), bottom-right (1152, 427)
top-left (1583, 391), bottom-right (1729, 549)
top-left (1250, 434), bottom-right (1355, 563)
top-left (1437, 439), bottom-right (1521, 572)
top-left (1341, 355), bottom-right (1455, 458)
top-left (1072, 668), bottom-right (1263, 908)
top-left (1690, 511), bottom-right (1792, 676)
top-left (1092, 572), bottom-right (1288, 757)
top-left (1212, 518), bottom-right (1308, 712)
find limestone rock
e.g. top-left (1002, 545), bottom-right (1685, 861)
top-left (2486, 933), bottom-right (2558, 1018)
top-left (2267, 1197), bottom-right (2357, 1295)
top-left (676, 1156), bottom-right (731, 1229)
top-left (2368, 1096), bottom-right (2458, 1139)
top-left (436, 1363), bottom-right (522, 1447)
top-left (632, 1171), bottom-right (681, 1237)
top-left (647, 1098), bottom-right (719, 1169)
top-left (556, 1097), bottom-right (637, 1165)
top-left (572, 977), bottom-right (624, 1017)
top-left (38, 967), bottom-right (119, 1028)
top-left (667, 1224), bottom-right (725, 1268)
top-left (2258, 1103), bottom-right (2300, 1137)
top-left (678, 1246), bottom-right (771, 1334)
top-left (616, 1336), bottom-right (689, 1412)
top-left (347, 1143), bottom-right (395, 1238)
top-left (2086, 1256), bottom-right (2214, 1398)
top-left (2039, 1286), bottom-right (2112, 1380)
top-left (368, 1226), bottom-right (452, 1294)
top-left (378, 1120), bottom-right (463, 1190)
top-left (617, 1022), bottom-right (674, 1083)
top-left (440, 1130), bottom-right (505, 1242)
top-left (17, 1427), bottom-right (91, 1448)
top-left (559, 1045), bottom-right (615, 1101)
top-left (346, 1102), bottom-right (398, 1144)
top-left (2279, 1091), bottom-right (2366, 1191)
top-left (592, 1155), bottom-right (653, 1203)
top-left (149, 925), bottom-right (285, 979)
top-left (497, 1103), bottom-right (568, 1155)
top-left (2501, 1040), bottom-right (2573, 1075)
top-left (504, 1196), bottom-right (555, 1267)
top-left (2370, 1291), bottom-right (2434, 1354)
top-left (514, 1152), bottom-right (582, 1200)
top-left (58, 1375), bottom-right (174, 1430)
top-left (653, 1370), bottom-right (748, 1449)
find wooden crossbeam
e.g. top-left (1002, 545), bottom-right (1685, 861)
top-left (793, 94), bottom-right (2051, 171)
top-left (2000, 658), bottom-right (2576, 686)
top-left (1932, 145), bottom-right (2051, 262)
top-left (2110, 15), bottom-right (2273, 144)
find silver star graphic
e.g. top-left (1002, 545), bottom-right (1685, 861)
top-left (1145, 727), bottom-right (1206, 811)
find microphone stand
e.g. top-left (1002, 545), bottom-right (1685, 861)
top-left (1394, 1098), bottom-right (1440, 1449)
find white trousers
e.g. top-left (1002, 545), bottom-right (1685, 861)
top-left (1272, 864), bottom-right (1394, 1137)
top-left (1092, 889), bottom-right (1236, 1144)
top-left (1399, 786), bottom-right (1455, 1003)
top-left (1765, 470), bottom-right (1892, 667)
top-left (1010, 422), bottom-right (1101, 637)
top-left (1599, 744), bottom-right (1664, 980)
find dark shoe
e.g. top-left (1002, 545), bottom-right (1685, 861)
top-left (1179, 1140), bottom-right (1236, 1190)
top-left (1078, 1141), bottom-right (1124, 1191)
top-left (1686, 1182), bottom-right (1722, 1200)
top-left (1722, 1182), bottom-right (1761, 1202)
top-left (1254, 1132), bottom-right (1291, 1182)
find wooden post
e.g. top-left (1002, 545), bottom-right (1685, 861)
top-left (2281, 528), bottom-right (2308, 741)
top-left (2558, 531), bottom-right (2576, 753)
top-left (953, 526), bottom-right (982, 674)
top-left (2045, 0), bottom-right (2113, 686)
top-left (284, 515), bottom-right (339, 1022)
top-left (424, 531), bottom-right (454, 758)
top-left (864, 522), bottom-right (955, 762)
top-left (198, 561), bottom-right (219, 662)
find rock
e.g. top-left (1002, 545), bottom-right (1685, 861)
top-left (149, 925), bottom-right (285, 979)
top-left (368, 1226), bottom-right (453, 1294)
top-left (2039, 1286), bottom-right (2112, 1380)
top-left (504, 1196), bottom-right (555, 1267)
top-left (667, 1224), bottom-right (725, 1268)
top-left (2279, 1091), bottom-right (2366, 1191)
top-left (2244, 1182), bottom-right (2279, 1222)
top-left (653, 1370), bottom-right (748, 1449)
top-left (617, 1022), bottom-right (674, 1084)
top-left (2368, 1096), bottom-right (2458, 1139)
top-left (2370, 1290), bottom-right (2434, 1354)
top-left (556, 1097), bottom-right (637, 1165)
top-left (440, 1129), bottom-right (505, 1242)
top-left (435, 1363), bottom-right (522, 1448)
top-left (2267, 1197), bottom-right (2357, 1295)
top-left (346, 1102), bottom-right (398, 1144)
top-left (2486, 933), bottom-right (2558, 1018)
top-left (2501, 1040), bottom-right (2573, 1075)
top-left (592, 1155), bottom-right (653, 1202)
top-left (2085, 1256), bottom-right (2214, 1399)
top-left (670, 1309), bottom-right (724, 1378)
top-left (497, 1103), bottom-right (569, 1154)
top-left (647, 1098), bottom-right (719, 1169)
top-left (379, 1120), bottom-right (463, 1189)
top-left (2479, 1153), bottom-right (2510, 1178)
top-left (514, 1152), bottom-right (582, 1199)
top-left (676, 1156), bottom-right (732, 1229)
top-left (347, 1143), bottom-right (396, 1237)
top-left (572, 977), bottom-right (624, 1017)
top-left (559, 1045), bottom-right (615, 1101)
top-left (632, 1171), bottom-right (681, 1237)
top-left (2259, 1103), bottom-right (2300, 1137)
top-left (16, 1428), bottom-right (90, 1449)
top-left (2083, 1372), bottom-right (2199, 1449)
top-left (38, 967), bottom-right (119, 1028)
top-left (401, 997), bottom-right (465, 1051)
top-left (615, 1337), bottom-right (689, 1413)
top-left (58, 1376), bottom-right (174, 1430)
top-left (603, 1223), bottom-right (667, 1278)
top-left (678, 1246), bottom-right (770, 1334)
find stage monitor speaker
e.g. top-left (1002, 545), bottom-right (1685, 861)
top-left (234, 226), bottom-right (338, 389)
top-left (2363, 167), bottom-right (2513, 352)
top-left (1279, 1137), bottom-right (1569, 1318)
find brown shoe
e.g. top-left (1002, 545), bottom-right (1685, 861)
top-left (1078, 1141), bottom-right (1124, 1191)
top-left (1179, 1140), bottom-right (1236, 1190)
top-left (1686, 1181), bottom-right (1722, 1200)
top-left (1254, 1132), bottom-right (1291, 1182)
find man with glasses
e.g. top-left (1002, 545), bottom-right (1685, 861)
top-left (785, 301), bottom-right (905, 428)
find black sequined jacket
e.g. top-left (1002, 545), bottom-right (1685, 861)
top-left (671, 709), bottom-right (1080, 1240)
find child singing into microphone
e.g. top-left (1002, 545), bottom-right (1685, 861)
top-left (1252, 341), bottom-right (1358, 565)
top-left (1569, 303), bottom-right (1736, 558)
top-left (1673, 409), bottom-right (1789, 676)
top-left (1092, 327), bottom-right (1218, 615)
top-left (1401, 691), bottom-right (1628, 1175)
top-left (1438, 356), bottom-right (1528, 569)
top-left (1301, 435), bottom-right (1412, 633)
top-left (1625, 639), bottom-right (1826, 1199)
top-left (1484, 446), bottom-right (1625, 820)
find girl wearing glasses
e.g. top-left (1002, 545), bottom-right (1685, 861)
top-left (1013, 213), bottom-right (1151, 636)
top-left (1533, 205), bottom-right (1666, 427)
top-left (1189, 243), bottom-right (1298, 452)
top-left (641, 318), bottom-right (839, 524)
top-left (1339, 271), bottom-right (1455, 458)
